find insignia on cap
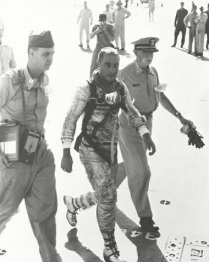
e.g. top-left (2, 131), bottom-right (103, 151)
top-left (149, 39), bottom-right (156, 47)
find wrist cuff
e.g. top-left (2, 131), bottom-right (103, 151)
top-left (138, 126), bottom-right (149, 137)
top-left (62, 139), bottom-right (72, 149)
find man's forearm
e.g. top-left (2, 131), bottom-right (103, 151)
top-left (160, 92), bottom-right (179, 116)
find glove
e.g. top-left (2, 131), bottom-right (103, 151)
top-left (180, 123), bottom-right (205, 149)
top-left (187, 129), bottom-right (205, 148)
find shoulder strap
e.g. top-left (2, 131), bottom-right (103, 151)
top-left (81, 80), bottom-right (97, 131)
top-left (17, 69), bottom-right (27, 126)
top-left (74, 79), bottom-right (97, 152)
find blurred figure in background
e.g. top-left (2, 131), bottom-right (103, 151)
top-left (0, 19), bottom-right (16, 76)
top-left (103, 3), bottom-right (113, 23)
top-left (184, 4), bottom-right (198, 54)
top-left (77, 1), bottom-right (93, 48)
top-left (204, 3), bottom-right (209, 50)
top-left (113, 0), bottom-right (131, 51)
top-left (109, 0), bottom-right (115, 12)
top-left (89, 14), bottom-right (115, 76)
top-left (194, 6), bottom-right (208, 57)
top-left (148, 0), bottom-right (155, 22)
top-left (171, 2), bottom-right (188, 48)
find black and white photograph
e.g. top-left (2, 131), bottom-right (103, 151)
top-left (0, 0), bottom-right (208, 261)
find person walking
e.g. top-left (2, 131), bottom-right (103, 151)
top-left (148, 0), bottom-right (155, 22)
top-left (195, 6), bottom-right (208, 56)
top-left (89, 14), bottom-right (115, 76)
top-left (117, 37), bottom-right (192, 238)
top-left (0, 31), bottom-right (61, 262)
top-left (0, 18), bottom-right (16, 76)
top-left (205, 3), bottom-right (209, 50)
top-left (77, 1), bottom-right (93, 48)
top-left (171, 2), bottom-right (188, 48)
top-left (61, 47), bottom-right (155, 262)
top-left (184, 4), bottom-right (198, 54)
top-left (112, 0), bottom-right (131, 51)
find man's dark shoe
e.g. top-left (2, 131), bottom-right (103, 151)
top-left (140, 217), bottom-right (160, 239)
top-left (181, 44), bottom-right (184, 48)
top-left (0, 248), bottom-right (6, 255)
top-left (78, 44), bottom-right (83, 47)
top-left (187, 51), bottom-right (191, 54)
top-left (171, 44), bottom-right (176, 47)
top-left (120, 48), bottom-right (125, 51)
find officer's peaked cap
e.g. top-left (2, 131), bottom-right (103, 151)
top-left (28, 30), bottom-right (54, 48)
top-left (131, 37), bottom-right (159, 52)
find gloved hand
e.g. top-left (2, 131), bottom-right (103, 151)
top-left (181, 123), bottom-right (205, 149)
top-left (187, 129), bottom-right (205, 148)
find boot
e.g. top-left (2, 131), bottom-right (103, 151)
top-left (140, 217), bottom-right (160, 239)
top-left (102, 230), bottom-right (126, 262)
top-left (63, 192), bottom-right (97, 227)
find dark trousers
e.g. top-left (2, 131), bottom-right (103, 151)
top-left (174, 24), bottom-right (186, 46)
top-left (206, 31), bottom-right (209, 48)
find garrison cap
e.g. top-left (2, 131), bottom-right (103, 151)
top-left (131, 37), bottom-right (159, 52)
top-left (28, 30), bottom-right (54, 48)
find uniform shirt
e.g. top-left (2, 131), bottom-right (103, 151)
top-left (113, 7), bottom-right (131, 25)
top-left (103, 10), bottom-right (113, 23)
top-left (0, 43), bottom-right (16, 76)
top-left (118, 60), bottom-right (160, 113)
top-left (78, 8), bottom-right (93, 25)
top-left (61, 80), bottom-right (148, 148)
top-left (0, 67), bottom-right (49, 134)
top-left (184, 12), bottom-right (198, 28)
top-left (174, 8), bottom-right (188, 26)
top-left (195, 12), bottom-right (208, 27)
top-left (92, 23), bottom-right (115, 46)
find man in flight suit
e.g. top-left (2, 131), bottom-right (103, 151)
top-left (61, 47), bottom-right (156, 262)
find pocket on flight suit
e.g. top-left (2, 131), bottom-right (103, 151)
top-left (119, 112), bottom-right (130, 129)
